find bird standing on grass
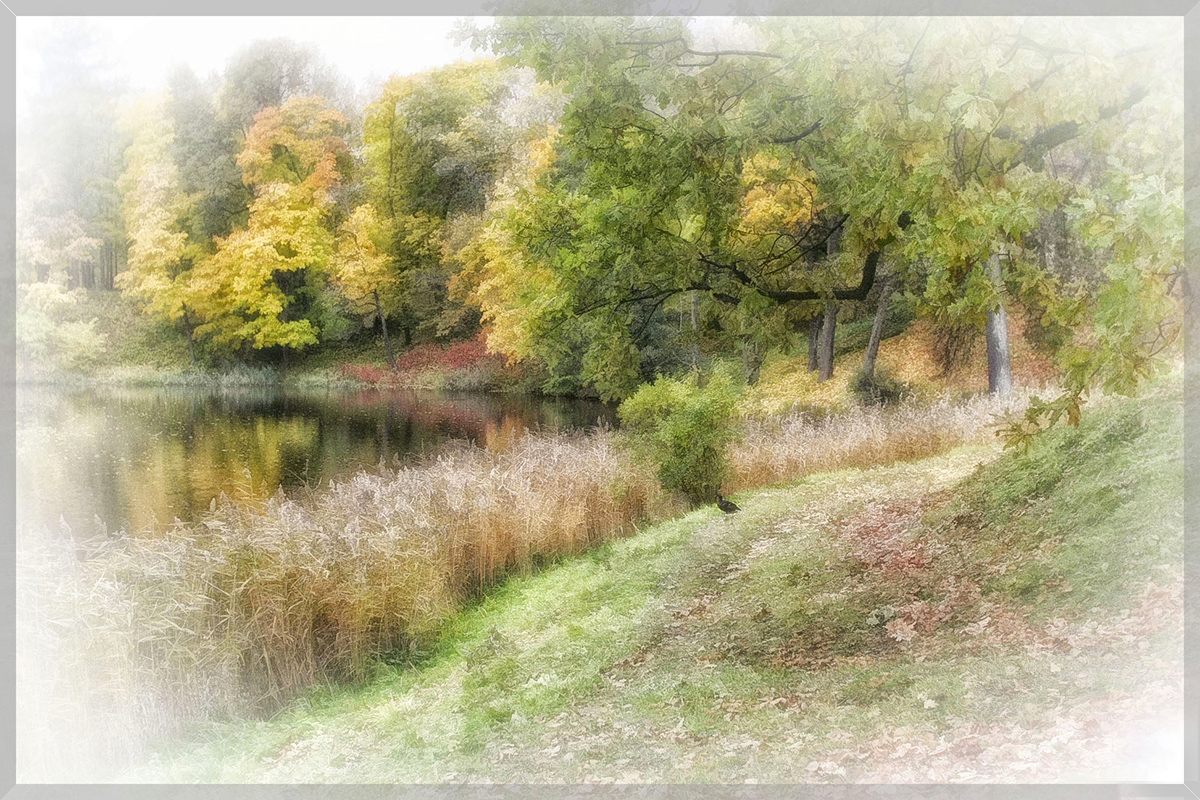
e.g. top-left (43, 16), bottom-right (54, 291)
top-left (716, 492), bottom-right (741, 514)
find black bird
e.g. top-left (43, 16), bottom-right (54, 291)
top-left (716, 492), bottom-right (741, 514)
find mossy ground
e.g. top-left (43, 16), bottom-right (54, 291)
top-left (125, 377), bottom-right (1183, 783)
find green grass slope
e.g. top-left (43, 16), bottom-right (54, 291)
top-left (128, 378), bottom-right (1183, 783)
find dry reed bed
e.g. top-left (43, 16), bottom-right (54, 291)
top-left (728, 390), bottom-right (1033, 491)
top-left (18, 432), bottom-right (660, 779)
top-left (17, 389), bottom-right (1031, 780)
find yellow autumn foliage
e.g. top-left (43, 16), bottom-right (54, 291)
top-left (736, 150), bottom-right (817, 242)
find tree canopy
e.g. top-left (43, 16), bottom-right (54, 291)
top-left (457, 16), bottom-right (1181, 404)
top-left (16, 18), bottom-right (1183, 422)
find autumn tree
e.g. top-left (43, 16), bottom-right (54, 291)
top-left (467, 16), bottom-right (1181, 408)
top-left (188, 95), bottom-right (349, 355)
top-left (115, 94), bottom-right (200, 361)
top-left (330, 203), bottom-right (401, 367)
top-left (218, 38), bottom-right (350, 136)
top-left (361, 60), bottom-right (561, 348)
top-left (467, 17), bottom-right (887, 398)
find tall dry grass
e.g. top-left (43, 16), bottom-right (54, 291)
top-left (17, 432), bottom-right (662, 780)
top-left (727, 389), bottom-right (1035, 491)
top-left (17, 387), bottom-right (1032, 780)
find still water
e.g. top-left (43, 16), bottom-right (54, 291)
top-left (16, 385), bottom-right (616, 538)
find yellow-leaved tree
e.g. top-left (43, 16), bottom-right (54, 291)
top-left (453, 132), bottom-right (565, 367)
top-left (115, 93), bottom-right (199, 361)
top-left (188, 95), bottom-right (347, 354)
top-left (331, 203), bottom-right (401, 368)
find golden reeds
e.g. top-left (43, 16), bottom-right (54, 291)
top-left (16, 388), bottom-right (1028, 780)
top-left (17, 431), bottom-right (660, 780)
top-left (728, 390), bottom-right (1032, 491)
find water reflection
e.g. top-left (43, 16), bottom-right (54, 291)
top-left (16, 385), bottom-right (616, 537)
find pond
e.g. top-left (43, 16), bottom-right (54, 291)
top-left (16, 385), bottom-right (617, 539)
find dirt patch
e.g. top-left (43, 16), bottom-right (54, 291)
top-left (833, 674), bottom-right (1182, 782)
top-left (834, 490), bottom-right (953, 582)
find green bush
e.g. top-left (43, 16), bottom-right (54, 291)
top-left (618, 372), bottom-right (741, 505)
top-left (16, 283), bottom-right (109, 374)
top-left (849, 365), bottom-right (910, 406)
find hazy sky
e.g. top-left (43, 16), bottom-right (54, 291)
top-left (16, 16), bottom-right (490, 112)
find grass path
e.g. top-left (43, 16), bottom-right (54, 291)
top-left (128, 384), bottom-right (1183, 784)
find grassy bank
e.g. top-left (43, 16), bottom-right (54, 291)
top-left (18, 289), bottom-right (534, 393)
top-left (17, 374), bottom-right (1181, 781)
top-left (16, 384), bottom-right (1031, 782)
top-left (25, 288), bottom-right (1059, 410)
top-left (118, 376), bottom-right (1181, 782)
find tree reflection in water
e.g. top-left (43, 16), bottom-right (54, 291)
top-left (16, 385), bottom-right (615, 538)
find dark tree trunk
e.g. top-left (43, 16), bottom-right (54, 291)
top-left (183, 309), bottom-right (197, 366)
top-left (376, 291), bottom-right (397, 370)
top-left (862, 275), bottom-right (895, 380)
top-left (690, 290), bottom-right (700, 370)
top-left (807, 314), bottom-right (821, 372)
top-left (816, 220), bottom-right (843, 382)
top-left (741, 336), bottom-right (762, 385)
top-left (817, 302), bottom-right (838, 383)
top-left (985, 254), bottom-right (1013, 397)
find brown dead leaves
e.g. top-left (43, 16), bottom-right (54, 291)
top-left (836, 493), bottom-right (949, 583)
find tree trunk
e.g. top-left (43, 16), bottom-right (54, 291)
top-left (816, 218), bottom-right (843, 382)
top-left (817, 302), bottom-right (838, 383)
top-left (985, 253), bottom-right (1013, 397)
top-left (690, 290), bottom-right (700, 370)
top-left (741, 336), bottom-right (762, 385)
top-left (183, 309), bottom-right (196, 366)
top-left (862, 275), bottom-right (894, 380)
top-left (807, 314), bottom-right (821, 372)
top-left (376, 291), bottom-right (397, 370)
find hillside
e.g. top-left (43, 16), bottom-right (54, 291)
top-left (126, 376), bottom-right (1183, 783)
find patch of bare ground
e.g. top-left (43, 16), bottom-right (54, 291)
top-left (838, 577), bottom-right (1183, 783)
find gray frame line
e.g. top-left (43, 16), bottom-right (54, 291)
top-left (3, 1), bottom-right (1194, 798)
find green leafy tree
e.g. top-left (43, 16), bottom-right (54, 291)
top-left (362, 60), bottom-right (559, 347)
top-left (218, 38), bottom-right (350, 136)
top-left (167, 65), bottom-right (252, 246)
top-left (469, 16), bottom-right (1181, 413)
top-left (15, 282), bottom-right (107, 374)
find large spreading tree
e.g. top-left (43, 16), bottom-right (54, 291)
top-left (460, 16), bottom-right (1181, 407)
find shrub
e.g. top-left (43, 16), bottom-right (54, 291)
top-left (16, 283), bottom-right (108, 374)
top-left (338, 363), bottom-right (384, 385)
top-left (850, 365), bottom-right (911, 406)
top-left (618, 372), bottom-right (741, 505)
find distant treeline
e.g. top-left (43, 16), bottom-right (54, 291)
top-left (17, 18), bottom-right (1183, 422)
